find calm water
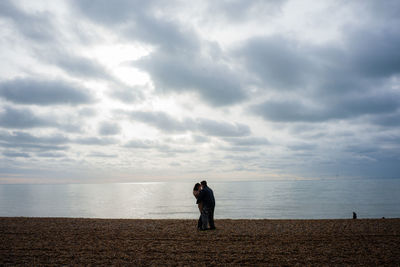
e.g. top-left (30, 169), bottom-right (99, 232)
top-left (0, 179), bottom-right (399, 219)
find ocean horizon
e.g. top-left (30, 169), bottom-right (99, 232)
top-left (1, 178), bottom-right (399, 219)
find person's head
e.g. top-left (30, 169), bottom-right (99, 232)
top-left (193, 183), bottom-right (201, 191)
top-left (201, 180), bottom-right (207, 187)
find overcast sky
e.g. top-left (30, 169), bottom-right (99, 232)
top-left (0, 0), bottom-right (399, 183)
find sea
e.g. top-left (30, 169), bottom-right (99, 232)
top-left (0, 179), bottom-right (399, 219)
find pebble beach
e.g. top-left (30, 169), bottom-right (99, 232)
top-left (1, 217), bottom-right (399, 266)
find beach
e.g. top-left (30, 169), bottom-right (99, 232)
top-left (1, 218), bottom-right (399, 266)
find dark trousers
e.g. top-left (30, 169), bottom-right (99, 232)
top-left (208, 206), bottom-right (215, 229)
top-left (197, 215), bottom-right (202, 229)
top-left (201, 206), bottom-right (215, 230)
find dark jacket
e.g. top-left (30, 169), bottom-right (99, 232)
top-left (196, 186), bottom-right (215, 208)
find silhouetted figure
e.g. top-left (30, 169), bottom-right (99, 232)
top-left (353, 212), bottom-right (357, 219)
top-left (197, 180), bottom-right (216, 230)
top-left (193, 183), bottom-right (203, 230)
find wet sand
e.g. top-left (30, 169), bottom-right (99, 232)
top-left (1, 217), bottom-right (399, 266)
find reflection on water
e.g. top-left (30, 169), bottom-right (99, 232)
top-left (0, 179), bottom-right (399, 219)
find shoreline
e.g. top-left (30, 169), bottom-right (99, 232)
top-left (1, 217), bottom-right (400, 266)
top-left (1, 217), bottom-right (398, 221)
top-left (1, 216), bottom-right (396, 221)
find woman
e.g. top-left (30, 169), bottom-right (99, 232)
top-left (193, 183), bottom-right (203, 230)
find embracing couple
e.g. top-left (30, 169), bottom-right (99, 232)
top-left (193, 180), bottom-right (216, 231)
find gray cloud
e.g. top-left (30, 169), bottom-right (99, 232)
top-left (73, 0), bottom-right (286, 27)
top-left (0, 1), bottom-right (118, 85)
top-left (129, 14), bottom-right (246, 106)
top-left (192, 135), bottom-right (210, 144)
top-left (196, 118), bottom-right (251, 137)
top-left (36, 152), bottom-right (66, 158)
top-left (1, 143), bottom-right (68, 151)
top-left (236, 36), bottom-right (315, 90)
top-left (98, 121), bottom-right (121, 136)
top-left (48, 52), bottom-right (114, 81)
top-left (0, 0), bottom-right (56, 42)
top-left (0, 106), bottom-right (56, 129)
top-left (374, 134), bottom-right (400, 148)
top-left (251, 99), bottom-right (322, 122)
top-left (73, 137), bottom-right (118, 146)
top-left (0, 105), bottom-right (86, 133)
top-left (0, 131), bottom-right (117, 152)
top-left (157, 145), bottom-right (196, 155)
top-left (339, 93), bottom-right (400, 116)
top-left (59, 122), bottom-right (85, 134)
top-left (73, 0), bottom-right (247, 106)
top-left (87, 152), bottom-right (118, 158)
top-left (224, 137), bottom-right (270, 146)
top-left (345, 18), bottom-right (400, 78)
top-left (0, 130), bottom-right (121, 156)
top-left (109, 84), bottom-right (144, 104)
top-left (136, 50), bottom-right (247, 106)
top-left (224, 154), bottom-right (260, 162)
top-left (131, 111), bottom-right (190, 133)
top-left (78, 108), bottom-right (97, 117)
top-left (344, 144), bottom-right (379, 155)
top-left (244, 26), bottom-right (400, 124)
top-left (130, 111), bottom-right (251, 137)
top-left (0, 131), bottom-right (69, 145)
top-left (2, 151), bottom-right (30, 158)
top-left (124, 139), bottom-right (157, 149)
top-left (0, 78), bottom-right (93, 106)
top-left (252, 91), bottom-right (400, 123)
top-left (287, 142), bottom-right (318, 151)
top-left (0, 131), bottom-right (69, 152)
top-left (218, 145), bottom-right (258, 152)
top-left (71, 0), bottom-right (154, 25)
top-left (124, 139), bottom-right (195, 155)
top-left (1, 0), bottom-right (399, 181)
top-left (233, 2), bottom-right (400, 95)
top-left (73, 0), bottom-right (195, 50)
top-left (127, 14), bottom-right (200, 52)
top-left (371, 112), bottom-right (400, 127)
top-left (208, 0), bottom-right (287, 22)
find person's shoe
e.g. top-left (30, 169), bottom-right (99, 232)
top-left (199, 228), bottom-right (208, 231)
top-left (209, 227), bottom-right (216, 230)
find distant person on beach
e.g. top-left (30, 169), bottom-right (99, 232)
top-left (193, 183), bottom-right (203, 230)
top-left (196, 180), bottom-right (216, 230)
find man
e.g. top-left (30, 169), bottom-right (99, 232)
top-left (196, 180), bottom-right (216, 230)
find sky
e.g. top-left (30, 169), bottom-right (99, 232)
top-left (0, 0), bottom-right (399, 183)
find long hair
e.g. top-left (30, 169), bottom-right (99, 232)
top-left (193, 183), bottom-right (201, 191)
